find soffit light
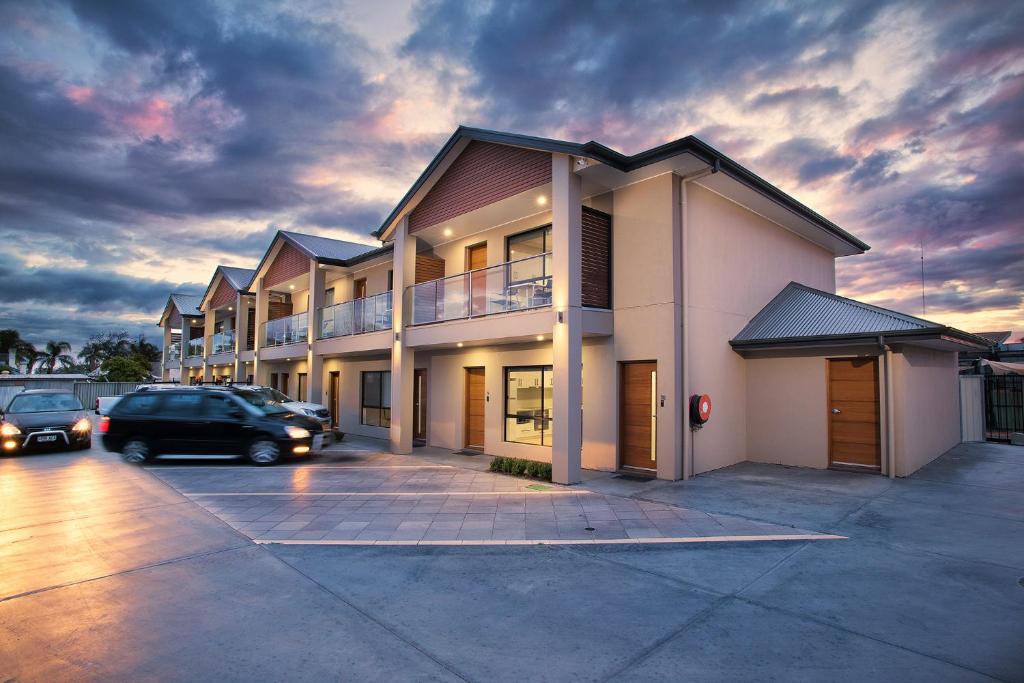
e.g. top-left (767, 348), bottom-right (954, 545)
top-left (536, 195), bottom-right (547, 206)
top-left (442, 228), bottom-right (453, 237)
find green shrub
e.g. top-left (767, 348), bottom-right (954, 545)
top-left (489, 456), bottom-right (552, 481)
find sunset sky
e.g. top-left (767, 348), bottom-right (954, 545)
top-left (1, 0), bottom-right (1021, 350)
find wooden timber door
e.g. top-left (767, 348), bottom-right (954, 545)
top-left (828, 358), bottom-right (881, 471)
top-left (413, 369), bottom-right (427, 443)
top-left (467, 243), bottom-right (488, 317)
top-left (329, 371), bottom-right (340, 428)
top-left (464, 367), bottom-right (486, 451)
top-left (620, 362), bottom-right (657, 470)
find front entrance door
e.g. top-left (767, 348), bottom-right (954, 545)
top-left (620, 361), bottom-right (657, 470)
top-left (329, 371), bottom-right (340, 428)
top-left (467, 243), bottom-right (488, 317)
top-left (413, 368), bottom-right (427, 443)
top-left (828, 357), bottom-right (881, 471)
top-left (464, 367), bottom-right (485, 451)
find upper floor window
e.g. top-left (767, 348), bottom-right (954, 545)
top-left (506, 226), bottom-right (551, 284)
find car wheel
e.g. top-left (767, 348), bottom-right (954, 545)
top-left (248, 439), bottom-right (280, 466)
top-left (121, 439), bottom-right (150, 464)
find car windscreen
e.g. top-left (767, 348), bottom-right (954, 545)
top-left (235, 390), bottom-right (291, 415)
top-left (6, 393), bottom-right (83, 413)
top-left (259, 388), bottom-right (291, 403)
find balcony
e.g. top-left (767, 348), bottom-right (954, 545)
top-left (318, 291), bottom-right (392, 339)
top-left (211, 330), bottom-right (236, 355)
top-left (165, 342), bottom-right (181, 361)
top-left (263, 311), bottom-right (309, 348)
top-left (186, 337), bottom-right (204, 358)
top-left (406, 252), bottom-right (552, 326)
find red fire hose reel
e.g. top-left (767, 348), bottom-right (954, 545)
top-left (689, 393), bottom-right (712, 429)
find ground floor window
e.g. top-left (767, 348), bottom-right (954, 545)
top-left (361, 370), bottom-right (391, 427)
top-left (504, 366), bottom-right (553, 446)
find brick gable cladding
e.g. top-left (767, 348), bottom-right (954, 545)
top-left (265, 241), bottom-right (309, 288)
top-left (409, 141), bottom-right (551, 233)
top-left (210, 277), bottom-right (236, 309)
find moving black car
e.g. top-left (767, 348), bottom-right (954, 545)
top-left (1, 390), bottom-right (92, 454)
top-left (101, 386), bottom-right (325, 465)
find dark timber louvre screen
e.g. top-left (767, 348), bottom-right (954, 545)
top-left (581, 207), bottom-right (612, 309)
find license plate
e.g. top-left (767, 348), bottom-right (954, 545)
top-left (37, 435), bottom-right (58, 442)
top-left (312, 434), bottom-right (325, 451)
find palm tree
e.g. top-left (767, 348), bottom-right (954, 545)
top-left (14, 341), bottom-right (40, 373)
top-left (0, 329), bottom-right (22, 368)
top-left (127, 335), bottom-right (161, 363)
top-left (77, 340), bottom-right (105, 371)
top-left (39, 340), bottom-right (73, 374)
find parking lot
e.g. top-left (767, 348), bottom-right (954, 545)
top-left (1, 433), bottom-right (1022, 681)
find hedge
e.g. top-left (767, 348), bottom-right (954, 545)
top-left (488, 456), bottom-right (552, 481)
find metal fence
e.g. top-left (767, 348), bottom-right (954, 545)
top-left (73, 382), bottom-right (142, 409)
top-left (983, 374), bottom-right (1023, 442)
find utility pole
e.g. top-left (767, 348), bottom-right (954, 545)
top-left (920, 238), bottom-right (926, 316)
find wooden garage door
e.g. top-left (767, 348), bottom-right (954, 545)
top-left (620, 362), bottom-right (657, 470)
top-left (464, 367), bottom-right (485, 451)
top-left (828, 358), bottom-right (881, 470)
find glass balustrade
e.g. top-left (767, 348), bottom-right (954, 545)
top-left (262, 311), bottom-right (309, 347)
top-left (211, 330), bottom-right (236, 355)
top-left (186, 337), bottom-right (204, 357)
top-left (406, 252), bottom-right (552, 326)
top-left (165, 342), bottom-right (181, 362)
top-left (317, 291), bottom-right (393, 339)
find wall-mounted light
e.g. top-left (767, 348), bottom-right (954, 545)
top-left (395, 332), bottom-right (400, 342)
top-left (557, 311), bottom-right (564, 323)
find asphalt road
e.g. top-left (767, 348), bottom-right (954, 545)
top-left (1, 436), bottom-right (1022, 681)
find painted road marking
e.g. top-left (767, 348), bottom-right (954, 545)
top-left (253, 534), bottom-right (845, 546)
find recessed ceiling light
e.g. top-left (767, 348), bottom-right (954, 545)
top-left (536, 195), bottom-right (547, 206)
top-left (457, 342), bottom-right (463, 348)
top-left (228, 306), bottom-right (233, 311)
top-left (289, 284), bottom-right (295, 290)
top-left (443, 228), bottom-right (453, 237)
top-left (536, 335), bottom-right (544, 341)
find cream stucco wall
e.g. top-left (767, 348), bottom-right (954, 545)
top-left (425, 210), bottom-right (554, 274)
top-left (891, 346), bottom-right (960, 476)
top-left (686, 183), bottom-right (837, 474)
top-left (321, 356), bottom-right (392, 441)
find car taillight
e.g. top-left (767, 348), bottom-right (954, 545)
top-left (99, 416), bottom-right (110, 434)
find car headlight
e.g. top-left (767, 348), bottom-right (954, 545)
top-left (300, 408), bottom-right (315, 416)
top-left (284, 426), bottom-right (311, 439)
top-left (0, 423), bottom-right (21, 437)
top-left (72, 418), bottom-right (92, 432)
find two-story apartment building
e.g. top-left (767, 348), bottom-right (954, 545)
top-left (159, 126), bottom-right (988, 483)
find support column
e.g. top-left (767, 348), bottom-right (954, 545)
top-left (389, 217), bottom-right (416, 454)
top-left (253, 277), bottom-right (271, 386)
top-left (180, 319), bottom-right (192, 385)
top-left (202, 307), bottom-right (215, 383)
top-left (307, 261), bottom-right (325, 404)
top-left (551, 153), bottom-right (583, 485)
top-left (161, 323), bottom-right (173, 381)
top-left (233, 291), bottom-right (249, 383)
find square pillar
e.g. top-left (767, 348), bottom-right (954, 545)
top-left (233, 291), bottom-right (249, 382)
top-left (307, 261), bottom-right (325, 404)
top-left (202, 307), bottom-right (215, 382)
top-left (253, 277), bottom-right (270, 385)
top-left (551, 153), bottom-right (583, 485)
top-left (161, 323), bottom-right (172, 380)
top-left (389, 217), bottom-right (415, 454)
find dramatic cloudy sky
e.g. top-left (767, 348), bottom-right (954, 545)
top-left (1, 0), bottom-right (1022, 350)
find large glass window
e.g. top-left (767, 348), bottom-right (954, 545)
top-left (506, 226), bottom-right (551, 284)
top-left (504, 366), bottom-right (553, 447)
top-left (361, 371), bottom-right (391, 427)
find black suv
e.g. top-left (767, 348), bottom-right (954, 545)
top-left (1, 390), bottom-right (92, 454)
top-left (101, 386), bottom-right (324, 465)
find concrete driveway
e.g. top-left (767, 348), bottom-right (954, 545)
top-left (0, 438), bottom-right (1021, 681)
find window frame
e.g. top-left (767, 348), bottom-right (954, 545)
top-left (504, 225), bottom-right (552, 287)
top-left (503, 365), bottom-right (553, 447)
top-left (360, 370), bottom-right (392, 428)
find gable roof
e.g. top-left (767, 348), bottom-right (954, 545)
top-left (220, 266), bottom-right (255, 292)
top-left (731, 282), bottom-right (989, 350)
top-left (251, 230), bottom-right (391, 284)
top-left (375, 126), bottom-right (870, 254)
top-left (170, 293), bottom-right (203, 317)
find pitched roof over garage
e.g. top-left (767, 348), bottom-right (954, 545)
top-left (731, 282), bottom-right (990, 352)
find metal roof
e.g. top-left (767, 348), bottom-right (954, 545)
top-left (280, 231), bottom-right (381, 262)
top-left (731, 282), bottom-right (990, 348)
top-left (973, 331), bottom-right (1012, 346)
top-left (374, 125), bottom-right (870, 254)
top-left (220, 266), bottom-right (255, 292)
top-left (169, 293), bottom-right (203, 318)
